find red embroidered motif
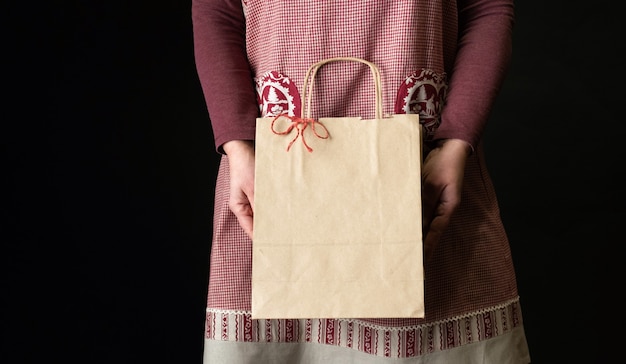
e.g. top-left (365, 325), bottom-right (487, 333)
top-left (483, 311), bottom-right (494, 339)
top-left (265, 319), bottom-right (272, 342)
top-left (256, 71), bottom-right (301, 117)
top-left (243, 314), bottom-right (254, 342)
top-left (305, 319), bottom-right (312, 342)
top-left (426, 326), bottom-right (434, 353)
top-left (325, 320), bottom-right (336, 345)
top-left (465, 317), bottom-right (473, 344)
top-left (284, 319), bottom-right (296, 342)
top-left (445, 321), bottom-right (456, 349)
top-left (395, 69), bottom-right (447, 139)
top-left (405, 329), bottom-right (417, 357)
top-left (362, 326), bottom-right (373, 354)
top-left (346, 321), bottom-right (354, 348)
top-left (221, 315), bottom-right (228, 341)
top-left (384, 331), bottom-right (391, 357)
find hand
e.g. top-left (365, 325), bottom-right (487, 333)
top-left (223, 140), bottom-right (255, 239)
top-left (421, 139), bottom-right (471, 264)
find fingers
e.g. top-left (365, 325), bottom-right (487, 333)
top-left (421, 185), bottom-right (438, 236)
top-left (422, 200), bottom-right (454, 264)
top-left (420, 139), bottom-right (469, 263)
top-left (423, 215), bottom-right (445, 263)
top-left (421, 179), bottom-right (461, 264)
top-left (230, 196), bottom-right (254, 239)
top-left (223, 140), bottom-right (256, 240)
top-left (228, 165), bottom-right (255, 240)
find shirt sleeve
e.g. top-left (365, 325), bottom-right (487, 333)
top-left (192, 0), bottom-right (259, 154)
top-left (435, 0), bottom-right (515, 150)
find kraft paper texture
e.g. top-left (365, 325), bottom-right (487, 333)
top-left (252, 113), bottom-right (424, 319)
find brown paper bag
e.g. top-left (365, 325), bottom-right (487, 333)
top-left (252, 57), bottom-right (424, 319)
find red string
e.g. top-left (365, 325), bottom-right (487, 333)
top-left (270, 114), bottom-right (329, 152)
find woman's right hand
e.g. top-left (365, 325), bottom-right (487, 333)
top-left (223, 140), bottom-right (256, 239)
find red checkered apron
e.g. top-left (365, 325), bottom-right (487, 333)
top-left (204, 1), bottom-right (526, 359)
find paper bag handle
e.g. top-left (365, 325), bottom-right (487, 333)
top-left (301, 57), bottom-right (384, 120)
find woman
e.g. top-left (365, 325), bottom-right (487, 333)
top-left (192, 0), bottom-right (531, 362)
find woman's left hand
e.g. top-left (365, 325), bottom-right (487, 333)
top-left (421, 138), bottom-right (471, 264)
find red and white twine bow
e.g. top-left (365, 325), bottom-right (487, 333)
top-left (270, 114), bottom-right (329, 152)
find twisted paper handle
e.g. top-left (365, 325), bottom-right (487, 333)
top-left (302, 57), bottom-right (383, 120)
top-left (269, 57), bottom-right (382, 152)
top-left (271, 114), bottom-right (329, 152)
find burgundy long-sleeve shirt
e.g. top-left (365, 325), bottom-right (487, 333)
top-left (192, 0), bottom-right (514, 153)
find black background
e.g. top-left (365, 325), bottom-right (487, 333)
top-left (4, 1), bottom-right (624, 363)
